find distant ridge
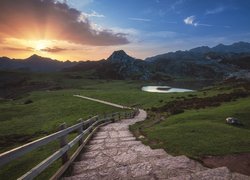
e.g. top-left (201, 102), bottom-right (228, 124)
top-left (145, 41), bottom-right (250, 61)
top-left (0, 54), bottom-right (78, 72)
top-left (1, 41), bottom-right (250, 80)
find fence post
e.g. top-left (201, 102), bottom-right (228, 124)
top-left (95, 116), bottom-right (99, 124)
top-left (111, 113), bottom-right (115, 123)
top-left (77, 119), bottom-right (83, 146)
top-left (59, 123), bottom-right (68, 164)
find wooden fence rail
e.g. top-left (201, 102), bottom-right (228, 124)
top-left (0, 109), bottom-right (139, 180)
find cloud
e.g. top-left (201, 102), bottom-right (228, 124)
top-left (129, 18), bottom-right (151, 22)
top-left (184, 16), bottom-right (197, 26)
top-left (197, 23), bottom-right (213, 27)
top-left (59, 0), bottom-right (94, 8)
top-left (2, 47), bottom-right (33, 52)
top-left (171, 0), bottom-right (185, 12)
top-left (184, 16), bottom-right (213, 27)
top-left (206, 7), bottom-right (225, 15)
top-left (82, 10), bottom-right (105, 18)
top-left (0, 0), bottom-right (129, 46)
top-left (41, 47), bottom-right (68, 53)
top-left (146, 31), bottom-right (177, 38)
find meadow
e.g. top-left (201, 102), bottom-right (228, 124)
top-left (0, 71), bottom-right (249, 179)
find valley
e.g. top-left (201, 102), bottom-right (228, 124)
top-left (0, 42), bottom-right (250, 179)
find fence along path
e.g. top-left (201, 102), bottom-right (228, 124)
top-left (64, 96), bottom-right (249, 180)
top-left (0, 96), bottom-right (137, 180)
top-left (0, 95), bottom-right (249, 180)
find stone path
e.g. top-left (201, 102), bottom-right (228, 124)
top-left (64, 96), bottom-right (250, 179)
top-left (73, 95), bottom-right (130, 109)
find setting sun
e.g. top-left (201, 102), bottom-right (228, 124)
top-left (34, 40), bottom-right (51, 51)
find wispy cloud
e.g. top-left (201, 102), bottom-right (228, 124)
top-left (3, 47), bottom-right (33, 52)
top-left (146, 31), bottom-right (177, 38)
top-left (184, 16), bottom-right (213, 27)
top-left (197, 23), bottom-right (213, 27)
top-left (129, 18), bottom-right (151, 22)
top-left (82, 10), bottom-right (105, 18)
top-left (205, 7), bottom-right (225, 15)
top-left (63, 0), bottom-right (94, 8)
top-left (41, 47), bottom-right (68, 53)
top-left (171, 0), bottom-right (185, 10)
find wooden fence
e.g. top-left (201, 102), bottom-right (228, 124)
top-left (0, 109), bottom-right (139, 180)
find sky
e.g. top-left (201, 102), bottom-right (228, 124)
top-left (0, 0), bottom-right (250, 61)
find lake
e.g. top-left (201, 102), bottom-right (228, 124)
top-left (141, 86), bottom-right (194, 93)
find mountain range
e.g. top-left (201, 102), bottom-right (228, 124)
top-left (1, 41), bottom-right (250, 81)
top-left (0, 54), bottom-right (78, 72)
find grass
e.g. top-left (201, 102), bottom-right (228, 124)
top-left (0, 87), bottom-right (122, 179)
top-left (130, 96), bottom-right (250, 159)
top-left (74, 80), bottom-right (227, 109)
top-left (0, 89), bottom-right (122, 151)
top-left (1, 72), bottom-right (249, 179)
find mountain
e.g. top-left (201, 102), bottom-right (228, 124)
top-left (212, 42), bottom-right (250, 53)
top-left (66, 42), bottom-right (250, 80)
top-left (65, 50), bottom-right (153, 80)
top-left (142, 42), bottom-right (250, 80)
top-left (107, 50), bottom-right (136, 63)
top-left (145, 42), bottom-right (250, 62)
top-left (104, 50), bottom-right (151, 80)
top-left (189, 46), bottom-right (211, 54)
top-left (1, 41), bottom-right (250, 81)
top-left (0, 54), bottom-right (78, 72)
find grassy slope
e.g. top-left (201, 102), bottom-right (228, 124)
top-left (131, 96), bottom-right (250, 159)
top-left (76, 80), bottom-right (250, 157)
top-left (0, 87), bottom-right (121, 179)
top-left (0, 90), bottom-right (121, 151)
top-left (1, 72), bottom-right (249, 179)
top-left (75, 80), bottom-right (225, 109)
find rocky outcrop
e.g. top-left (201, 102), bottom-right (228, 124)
top-left (97, 50), bottom-right (152, 80)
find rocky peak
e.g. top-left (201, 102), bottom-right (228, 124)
top-left (25, 54), bottom-right (55, 63)
top-left (107, 50), bottom-right (135, 63)
top-left (26, 54), bottom-right (45, 61)
top-left (189, 46), bottom-right (211, 53)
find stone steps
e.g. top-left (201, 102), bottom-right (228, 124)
top-left (63, 155), bottom-right (207, 180)
top-left (62, 109), bottom-right (250, 180)
top-left (72, 145), bottom-right (170, 175)
top-left (64, 165), bottom-right (249, 180)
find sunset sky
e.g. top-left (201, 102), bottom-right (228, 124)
top-left (0, 0), bottom-right (250, 61)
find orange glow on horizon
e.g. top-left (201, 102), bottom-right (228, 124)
top-left (0, 37), bottom-right (120, 61)
top-left (0, 0), bottom-right (141, 62)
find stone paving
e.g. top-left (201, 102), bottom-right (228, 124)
top-left (63, 109), bottom-right (250, 180)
